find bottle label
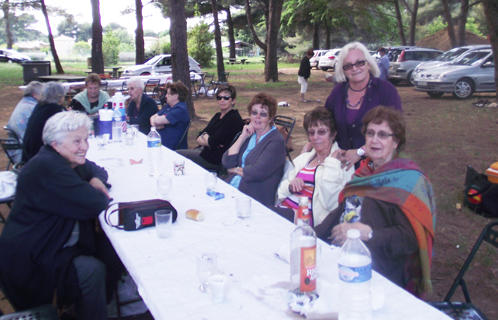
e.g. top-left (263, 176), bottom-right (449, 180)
top-left (300, 245), bottom-right (316, 292)
top-left (338, 263), bottom-right (372, 283)
top-left (147, 140), bottom-right (161, 148)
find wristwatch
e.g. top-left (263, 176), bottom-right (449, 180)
top-left (357, 147), bottom-right (365, 157)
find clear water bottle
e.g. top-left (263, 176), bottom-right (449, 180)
top-left (296, 196), bottom-right (312, 227)
top-left (289, 224), bottom-right (317, 294)
top-left (338, 229), bottom-right (372, 320)
top-left (147, 127), bottom-right (162, 177)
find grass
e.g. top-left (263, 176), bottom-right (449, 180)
top-left (0, 63), bottom-right (24, 86)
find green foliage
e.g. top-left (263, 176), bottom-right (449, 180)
top-left (144, 39), bottom-right (171, 61)
top-left (0, 13), bottom-right (44, 43)
top-left (465, 17), bottom-right (483, 37)
top-left (144, 30), bottom-right (158, 37)
top-left (73, 41), bottom-right (91, 56)
top-left (187, 23), bottom-right (214, 68)
top-left (102, 30), bottom-right (120, 66)
top-left (56, 18), bottom-right (92, 42)
top-left (426, 16), bottom-right (447, 36)
top-left (119, 43), bottom-right (135, 52)
top-left (283, 33), bottom-right (312, 57)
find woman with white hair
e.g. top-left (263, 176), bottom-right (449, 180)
top-left (314, 42), bottom-right (402, 170)
top-left (0, 111), bottom-right (123, 320)
top-left (22, 81), bottom-right (66, 162)
top-left (126, 77), bottom-right (158, 135)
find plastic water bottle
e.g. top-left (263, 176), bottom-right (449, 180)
top-left (147, 127), bottom-right (162, 177)
top-left (289, 224), bottom-right (317, 294)
top-left (338, 229), bottom-right (372, 320)
top-left (296, 196), bottom-right (312, 227)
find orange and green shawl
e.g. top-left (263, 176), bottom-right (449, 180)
top-left (339, 157), bottom-right (436, 298)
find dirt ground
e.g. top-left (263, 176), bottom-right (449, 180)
top-left (0, 67), bottom-right (497, 318)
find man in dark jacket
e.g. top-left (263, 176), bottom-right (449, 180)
top-left (298, 50), bottom-right (314, 102)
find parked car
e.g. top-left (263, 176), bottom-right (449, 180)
top-left (413, 49), bottom-right (494, 99)
top-left (318, 49), bottom-right (341, 71)
top-left (0, 49), bottom-right (31, 63)
top-left (412, 45), bottom-right (491, 80)
top-left (122, 54), bottom-right (202, 76)
top-left (309, 50), bottom-right (328, 70)
top-left (388, 47), bottom-right (443, 85)
top-left (386, 46), bottom-right (420, 62)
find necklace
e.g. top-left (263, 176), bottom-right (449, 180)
top-left (348, 82), bottom-right (369, 92)
top-left (346, 95), bottom-right (364, 109)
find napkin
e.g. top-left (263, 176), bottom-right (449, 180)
top-left (0, 171), bottom-right (17, 199)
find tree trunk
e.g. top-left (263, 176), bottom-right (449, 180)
top-left (225, 7), bottom-right (236, 59)
top-left (135, 0), bottom-right (145, 64)
top-left (40, 0), bottom-right (64, 74)
top-left (408, 0), bottom-right (418, 46)
top-left (2, 0), bottom-right (13, 49)
top-left (324, 21), bottom-right (330, 49)
top-left (90, 0), bottom-right (104, 74)
top-left (394, 0), bottom-right (407, 46)
top-left (169, 0), bottom-right (195, 118)
top-left (265, 0), bottom-right (283, 82)
top-left (212, 0), bottom-right (225, 79)
top-left (457, 0), bottom-right (469, 46)
top-left (482, 0), bottom-right (498, 100)
top-left (313, 23), bottom-right (319, 49)
top-left (441, 0), bottom-right (457, 48)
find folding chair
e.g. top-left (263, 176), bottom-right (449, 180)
top-left (0, 137), bottom-right (23, 171)
top-left (211, 72), bottom-right (230, 94)
top-left (198, 73), bottom-right (215, 98)
top-left (428, 221), bottom-right (498, 320)
top-left (216, 131), bottom-right (242, 179)
top-left (274, 115), bottom-right (296, 164)
top-left (144, 79), bottom-right (161, 100)
top-left (100, 80), bottom-right (108, 91)
top-left (174, 121), bottom-right (192, 150)
top-left (190, 74), bottom-right (199, 100)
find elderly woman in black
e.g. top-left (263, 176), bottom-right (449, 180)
top-left (0, 111), bottom-right (123, 320)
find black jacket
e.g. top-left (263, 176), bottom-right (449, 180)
top-left (298, 56), bottom-right (311, 79)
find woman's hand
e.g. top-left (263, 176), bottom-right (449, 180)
top-left (89, 178), bottom-right (109, 198)
top-left (341, 149), bottom-right (362, 170)
top-left (240, 123), bottom-right (255, 140)
top-left (331, 149), bottom-right (346, 161)
top-left (289, 177), bottom-right (305, 193)
top-left (330, 222), bottom-right (372, 246)
top-left (196, 133), bottom-right (209, 147)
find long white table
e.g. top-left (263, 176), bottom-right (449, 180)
top-left (87, 134), bottom-right (451, 320)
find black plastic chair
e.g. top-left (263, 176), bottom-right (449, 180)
top-left (211, 72), bottom-right (230, 94)
top-left (0, 304), bottom-right (58, 320)
top-left (144, 79), bottom-right (161, 100)
top-left (0, 138), bottom-right (23, 171)
top-left (428, 221), bottom-right (498, 320)
top-left (274, 115), bottom-right (296, 164)
top-left (100, 80), bottom-right (108, 91)
top-left (174, 120), bottom-right (192, 150)
top-left (198, 73), bottom-right (215, 98)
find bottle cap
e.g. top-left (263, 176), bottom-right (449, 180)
top-left (347, 229), bottom-right (360, 239)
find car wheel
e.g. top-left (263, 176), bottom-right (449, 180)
top-left (408, 71), bottom-right (416, 86)
top-left (320, 67), bottom-right (329, 71)
top-left (453, 79), bottom-right (474, 99)
top-left (389, 79), bottom-right (400, 85)
top-left (427, 92), bottom-right (444, 98)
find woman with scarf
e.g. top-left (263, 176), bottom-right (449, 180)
top-left (315, 106), bottom-right (436, 298)
top-left (222, 92), bottom-right (286, 207)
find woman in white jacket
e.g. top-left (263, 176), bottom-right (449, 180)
top-left (276, 107), bottom-right (354, 226)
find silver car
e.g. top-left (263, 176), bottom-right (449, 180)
top-left (412, 45), bottom-right (491, 80)
top-left (388, 47), bottom-right (443, 85)
top-left (310, 50), bottom-right (328, 70)
top-left (122, 54), bottom-right (202, 76)
top-left (414, 49), bottom-right (495, 99)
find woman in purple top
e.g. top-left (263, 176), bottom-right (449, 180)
top-left (319, 42), bottom-right (402, 170)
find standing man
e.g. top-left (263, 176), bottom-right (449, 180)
top-left (69, 73), bottom-right (110, 116)
top-left (377, 47), bottom-right (390, 81)
top-left (298, 50), bottom-right (314, 102)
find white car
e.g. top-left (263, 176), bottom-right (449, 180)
top-left (310, 50), bottom-right (328, 70)
top-left (318, 49), bottom-right (341, 71)
top-left (0, 49), bottom-right (31, 63)
top-left (122, 54), bottom-right (201, 76)
top-left (414, 49), bottom-right (495, 99)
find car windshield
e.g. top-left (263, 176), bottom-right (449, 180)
top-left (436, 48), bottom-right (468, 62)
top-left (145, 56), bottom-right (162, 65)
top-left (451, 51), bottom-right (491, 66)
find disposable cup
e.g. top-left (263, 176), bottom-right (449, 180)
top-left (155, 210), bottom-right (172, 238)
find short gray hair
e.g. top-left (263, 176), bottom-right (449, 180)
top-left (39, 82), bottom-right (66, 105)
top-left (43, 111), bottom-right (91, 146)
top-left (127, 77), bottom-right (144, 92)
top-left (23, 81), bottom-right (43, 98)
top-left (335, 42), bottom-right (380, 83)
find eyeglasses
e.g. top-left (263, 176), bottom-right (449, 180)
top-left (216, 96), bottom-right (231, 101)
top-left (308, 129), bottom-right (329, 137)
top-left (342, 60), bottom-right (367, 71)
top-left (365, 130), bottom-right (394, 140)
top-left (251, 110), bottom-right (268, 118)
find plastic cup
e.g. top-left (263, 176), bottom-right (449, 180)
top-left (205, 171), bottom-right (217, 195)
top-left (208, 275), bottom-right (227, 303)
top-left (174, 160), bottom-right (185, 176)
top-left (236, 195), bottom-right (251, 219)
top-left (155, 210), bottom-right (172, 238)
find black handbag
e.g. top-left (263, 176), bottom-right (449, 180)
top-left (104, 199), bottom-right (178, 231)
top-left (463, 165), bottom-right (498, 217)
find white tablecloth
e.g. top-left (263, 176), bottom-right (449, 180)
top-left (86, 135), bottom-right (450, 320)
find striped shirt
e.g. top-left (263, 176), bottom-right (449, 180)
top-left (280, 165), bottom-right (317, 215)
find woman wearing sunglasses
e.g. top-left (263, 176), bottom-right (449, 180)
top-left (177, 84), bottom-right (244, 171)
top-left (275, 107), bottom-right (354, 226)
top-left (318, 42), bottom-right (402, 170)
top-left (222, 92), bottom-right (286, 207)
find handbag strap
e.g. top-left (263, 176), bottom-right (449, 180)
top-left (104, 202), bottom-right (124, 229)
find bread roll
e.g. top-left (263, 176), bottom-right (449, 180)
top-left (186, 209), bottom-right (204, 221)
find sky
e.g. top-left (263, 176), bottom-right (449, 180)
top-left (30, 0), bottom-right (172, 36)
